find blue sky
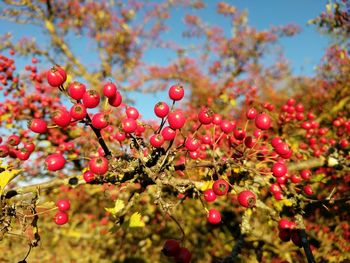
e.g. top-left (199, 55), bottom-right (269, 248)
top-left (0, 1), bottom-right (329, 119)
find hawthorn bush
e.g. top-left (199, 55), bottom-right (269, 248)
top-left (0, 1), bottom-right (349, 262)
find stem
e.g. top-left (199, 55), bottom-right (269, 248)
top-left (300, 229), bottom-right (316, 263)
top-left (85, 113), bottom-right (111, 157)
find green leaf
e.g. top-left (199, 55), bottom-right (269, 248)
top-left (129, 212), bottom-right (145, 228)
top-left (0, 167), bottom-right (21, 195)
top-left (105, 199), bottom-right (125, 216)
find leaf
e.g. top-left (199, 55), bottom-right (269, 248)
top-left (0, 168), bottom-right (21, 195)
top-left (200, 181), bottom-right (213, 191)
top-left (105, 200), bottom-right (125, 216)
top-left (129, 212), bottom-right (145, 228)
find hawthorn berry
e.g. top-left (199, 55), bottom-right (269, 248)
top-left (67, 81), bottom-right (86, 100)
top-left (238, 190), bottom-right (256, 208)
top-left (154, 102), bottom-right (170, 118)
top-left (234, 129), bottom-right (246, 140)
top-left (169, 84), bottom-right (184, 101)
top-left (203, 189), bottom-right (217, 202)
top-left (220, 120), bottom-right (235, 134)
top-left (271, 163), bottom-right (288, 178)
top-left (108, 92), bottom-right (122, 107)
top-left (52, 108), bottom-right (71, 127)
top-left (185, 137), bottom-right (200, 152)
top-left (54, 211), bottom-right (69, 225)
top-left (56, 199), bottom-right (71, 212)
top-left (150, 134), bottom-right (165, 148)
top-left (198, 107), bottom-right (214, 125)
top-left (255, 113), bottom-right (271, 130)
top-left (92, 113), bottom-right (109, 129)
top-left (162, 239), bottom-right (180, 257)
top-left (103, 82), bottom-right (117, 98)
top-left (70, 104), bottom-right (87, 120)
top-left (45, 153), bottom-right (66, 171)
top-left (122, 118), bottom-right (137, 133)
top-left (0, 145), bottom-right (9, 158)
top-left (83, 170), bottom-right (95, 183)
top-left (89, 157), bottom-right (108, 175)
top-left (212, 179), bottom-right (229, 196)
top-left (207, 208), bottom-right (221, 224)
top-left (303, 185), bottom-right (313, 196)
top-left (168, 110), bottom-right (186, 130)
top-left (174, 247), bottom-right (192, 263)
top-left (161, 126), bottom-right (176, 141)
top-left (7, 134), bottom-right (20, 146)
top-left (82, 90), bottom-right (100, 108)
top-left (47, 66), bottom-right (66, 87)
top-left (23, 142), bottom-right (35, 153)
top-left (16, 149), bottom-right (31, 161)
top-left (126, 107), bottom-right (139, 120)
top-left (300, 169), bottom-right (311, 180)
top-left (246, 108), bottom-right (258, 119)
top-left (28, 119), bottom-right (47, 133)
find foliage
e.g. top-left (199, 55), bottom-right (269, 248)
top-left (0, 1), bottom-right (349, 263)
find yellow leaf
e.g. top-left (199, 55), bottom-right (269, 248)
top-left (0, 168), bottom-right (21, 194)
top-left (105, 199), bottom-right (125, 216)
top-left (129, 212), bottom-right (145, 228)
top-left (200, 181), bottom-right (213, 191)
top-left (45, 20), bottom-right (55, 33)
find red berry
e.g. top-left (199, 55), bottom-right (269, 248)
top-left (70, 104), bottom-right (87, 120)
top-left (291, 230), bottom-right (302, 247)
top-left (52, 108), bottom-right (71, 127)
top-left (122, 118), bottom-right (137, 133)
top-left (169, 84), bottom-right (184, 101)
top-left (47, 66), bottom-right (66, 87)
top-left (279, 228), bottom-right (291, 242)
top-left (89, 157), bottom-right (108, 175)
top-left (126, 107), bottom-right (139, 120)
top-left (303, 185), bottom-right (313, 196)
top-left (220, 120), bottom-right (235, 133)
top-left (23, 142), bottom-right (35, 153)
top-left (271, 163), bottom-right (287, 178)
top-left (91, 113), bottom-right (109, 129)
top-left (278, 219), bottom-right (292, 230)
top-left (174, 247), bottom-right (192, 263)
top-left (16, 149), bottom-right (31, 161)
top-left (28, 119), bottom-right (47, 133)
top-left (168, 110), bottom-right (186, 130)
top-left (274, 142), bottom-right (290, 156)
top-left (246, 108), bottom-right (258, 119)
top-left (67, 81), bottom-right (86, 100)
top-left (290, 174), bottom-right (302, 184)
top-left (162, 239), bottom-right (181, 257)
top-left (108, 92), bottom-right (122, 107)
top-left (244, 136), bottom-right (256, 148)
top-left (212, 179), bottom-right (229, 196)
top-left (56, 199), bottom-right (71, 211)
top-left (238, 190), bottom-right (256, 208)
top-left (255, 113), bottom-right (271, 130)
top-left (185, 137), bottom-right (200, 151)
top-left (82, 90), bottom-right (100, 108)
top-left (150, 134), bottom-right (164, 148)
top-left (154, 102), bottom-right (170, 118)
top-left (203, 189), bottom-right (217, 202)
top-left (7, 134), bottom-right (20, 146)
top-left (45, 153), bottom-right (65, 171)
top-left (0, 145), bottom-right (9, 158)
top-left (54, 211), bottom-right (69, 225)
top-left (300, 169), bottom-right (311, 180)
top-left (83, 170), bottom-right (95, 183)
top-left (161, 126), bottom-right (176, 141)
top-left (198, 107), bottom-right (214, 125)
top-left (212, 114), bottom-right (222, 125)
top-left (234, 129), bottom-right (246, 140)
top-left (103, 82), bottom-right (117, 98)
top-left (115, 132), bottom-right (126, 142)
top-left (207, 208), bottom-right (221, 224)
